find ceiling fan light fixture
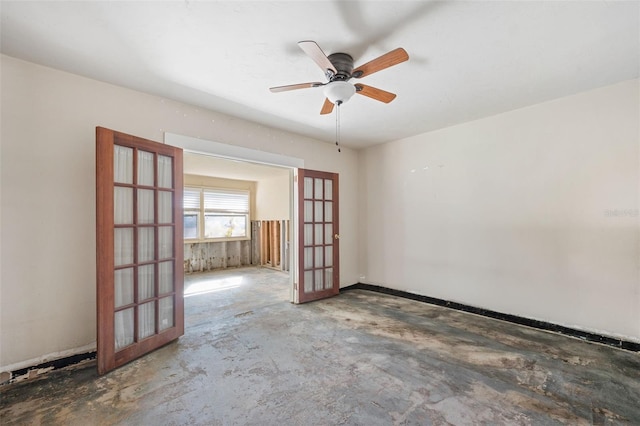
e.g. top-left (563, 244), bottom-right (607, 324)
top-left (323, 81), bottom-right (356, 105)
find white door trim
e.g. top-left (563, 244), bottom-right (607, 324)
top-left (164, 133), bottom-right (304, 169)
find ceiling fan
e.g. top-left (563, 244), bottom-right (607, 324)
top-left (270, 41), bottom-right (409, 115)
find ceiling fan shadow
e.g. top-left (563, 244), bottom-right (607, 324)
top-left (334, 0), bottom-right (447, 60)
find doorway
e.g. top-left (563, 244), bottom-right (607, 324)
top-left (181, 151), bottom-right (294, 301)
top-left (166, 132), bottom-right (341, 305)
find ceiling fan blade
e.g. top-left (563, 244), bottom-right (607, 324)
top-left (269, 82), bottom-right (324, 93)
top-left (320, 98), bottom-right (334, 115)
top-left (355, 84), bottom-right (397, 103)
top-left (352, 48), bottom-right (409, 78)
top-left (298, 40), bottom-right (337, 77)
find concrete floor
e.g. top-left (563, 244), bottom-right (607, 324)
top-left (1, 266), bottom-right (639, 425)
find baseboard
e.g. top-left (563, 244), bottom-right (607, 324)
top-left (341, 283), bottom-right (640, 353)
top-left (1, 351), bottom-right (96, 386)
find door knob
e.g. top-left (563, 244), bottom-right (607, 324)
top-left (334, 234), bottom-right (340, 240)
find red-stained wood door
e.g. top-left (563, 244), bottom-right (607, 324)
top-left (296, 169), bottom-right (339, 303)
top-left (96, 127), bottom-right (184, 375)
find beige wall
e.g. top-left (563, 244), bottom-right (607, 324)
top-left (255, 174), bottom-right (290, 221)
top-left (0, 55), bottom-right (360, 370)
top-left (359, 79), bottom-right (640, 342)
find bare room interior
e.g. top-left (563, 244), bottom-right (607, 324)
top-left (1, 1), bottom-right (639, 424)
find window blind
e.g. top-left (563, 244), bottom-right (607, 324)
top-left (183, 188), bottom-right (201, 209)
top-left (203, 189), bottom-right (249, 213)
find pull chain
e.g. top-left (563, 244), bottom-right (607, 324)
top-left (335, 100), bottom-right (342, 153)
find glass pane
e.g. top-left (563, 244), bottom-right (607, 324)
top-left (138, 264), bottom-right (154, 300)
top-left (304, 201), bottom-right (313, 222)
top-left (159, 261), bottom-right (174, 294)
top-left (315, 246), bottom-right (324, 268)
top-left (304, 247), bottom-right (313, 269)
top-left (324, 179), bottom-right (332, 200)
top-left (137, 189), bottom-right (155, 224)
top-left (315, 224), bottom-right (323, 245)
top-left (114, 145), bottom-right (133, 184)
top-left (114, 308), bottom-right (134, 351)
top-left (324, 201), bottom-right (333, 223)
top-left (158, 155), bottom-right (173, 188)
top-left (304, 270), bottom-right (313, 293)
top-left (184, 214), bottom-right (198, 239)
top-left (325, 224), bottom-right (333, 245)
top-left (138, 150), bottom-right (154, 186)
top-left (159, 297), bottom-right (174, 331)
top-left (325, 246), bottom-right (333, 267)
top-left (204, 215), bottom-right (246, 239)
top-left (304, 224), bottom-right (313, 246)
top-left (114, 268), bottom-right (133, 308)
top-left (304, 177), bottom-right (313, 199)
top-left (314, 178), bottom-right (323, 200)
top-left (315, 201), bottom-right (323, 222)
top-left (114, 187), bottom-right (133, 224)
top-left (325, 268), bottom-right (334, 290)
top-left (158, 191), bottom-right (172, 223)
top-left (314, 269), bottom-right (324, 291)
top-left (158, 226), bottom-right (173, 259)
top-left (114, 228), bottom-right (133, 266)
top-left (138, 302), bottom-right (155, 339)
top-left (138, 227), bottom-right (155, 262)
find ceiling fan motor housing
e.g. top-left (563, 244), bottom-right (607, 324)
top-left (327, 53), bottom-right (354, 81)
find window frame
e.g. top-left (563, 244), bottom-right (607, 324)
top-left (183, 186), bottom-right (251, 242)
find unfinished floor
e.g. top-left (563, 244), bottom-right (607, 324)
top-left (1, 267), bottom-right (639, 425)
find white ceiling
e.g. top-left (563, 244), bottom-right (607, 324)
top-left (1, 1), bottom-right (638, 149)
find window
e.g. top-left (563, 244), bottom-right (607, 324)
top-left (183, 187), bottom-right (250, 241)
top-left (183, 188), bottom-right (200, 239)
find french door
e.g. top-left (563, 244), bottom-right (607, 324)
top-left (96, 127), bottom-right (184, 375)
top-left (297, 169), bottom-right (339, 303)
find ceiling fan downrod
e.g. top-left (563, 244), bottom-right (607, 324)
top-left (335, 100), bottom-right (342, 153)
